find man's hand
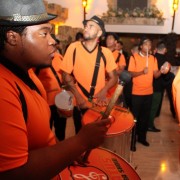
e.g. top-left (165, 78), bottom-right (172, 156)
top-left (76, 118), bottom-right (111, 150)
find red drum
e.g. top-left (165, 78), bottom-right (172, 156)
top-left (82, 106), bottom-right (134, 162)
top-left (59, 148), bottom-right (140, 180)
top-left (55, 89), bottom-right (74, 118)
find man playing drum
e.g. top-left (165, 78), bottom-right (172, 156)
top-left (60, 16), bottom-right (118, 133)
top-left (0, 0), bottom-right (111, 179)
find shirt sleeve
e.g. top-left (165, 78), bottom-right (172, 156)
top-left (128, 55), bottom-right (136, 71)
top-left (102, 47), bottom-right (117, 73)
top-left (153, 57), bottom-right (158, 71)
top-left (60, 43), bottom-right (76, 74)
top-left (118, 54), bottom-right (126, 67)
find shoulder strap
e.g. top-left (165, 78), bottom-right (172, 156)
top-left (50, 66), bottom-right (63, 88)
top-left (100, 47), bottom-right (106, 67)
top-left (88, 45), bottom-right (102, 100)
top-left (131, 54), bottom-right (136, 67)
top-left (115, 52), bottom-right (121, 63)
top-left (73, 48), bottom-right (76, 66)
top-left (16, 83), bottom-right (27, 123)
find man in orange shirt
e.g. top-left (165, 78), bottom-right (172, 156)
top-left (106, 32), bottom-right (126, 75)
top-left (60, 16), bottom-right (118, 133)
top-left (105, 32), bottom-right (127, 104)
top-left (128, 37), bottom-right (165, 148)
top-left (0, 1), bottom-right (111, 179)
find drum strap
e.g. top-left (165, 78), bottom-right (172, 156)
top-left (50, 66), bottom-right (63, 88)
top-left (115, 52), bottom-right (121, 63)
top-left (76, 46), bottom-right (102, 101)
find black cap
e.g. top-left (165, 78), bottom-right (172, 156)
top-left (83, 15), bottom-right (105, 36)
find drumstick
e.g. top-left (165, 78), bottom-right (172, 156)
top-left (82, 70), bottom-right (132, 163)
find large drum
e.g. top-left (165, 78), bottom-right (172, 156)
top-left (59, 148), bottom-right (140, 180)
top-left (82, 106), bottom-right (134, 162)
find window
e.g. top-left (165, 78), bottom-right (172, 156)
top-left (117, 0), bottom-right (147, 11)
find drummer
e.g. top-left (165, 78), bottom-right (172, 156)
top-left (0, 0), bottom-right (111, 179)
top-left (60, 15), bottom-right (118, 133)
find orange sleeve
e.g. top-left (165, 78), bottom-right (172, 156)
top-left (118, 54), bottom-right (126, 67)
top-left (60, 42), bottom-right (76, 74)
top-left (101, 47), bottom-right (117, 73)
top-left (128, 55), bottom-right (136, 71)
top-left (153, 57), bottom-right (158, 71)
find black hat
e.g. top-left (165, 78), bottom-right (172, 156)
top-left (83, 15), bottom-right (105, 36)
top-left (0, 0), bottom-right (56, 26)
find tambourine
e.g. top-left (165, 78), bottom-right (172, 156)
top-left (160, 61), bottom-right (171, 74)
top-left (55, 89), bottom-right (74, 117)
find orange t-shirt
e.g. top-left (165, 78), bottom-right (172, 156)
top-left (60, 41), bottom-right (117, 100)
top-left (0, 64), bottom-right (56, 172)
top-left (172, 67), bottom-right (180, 124)
top-left (112, 50), bottom-right (126, 68)
top-left (37, 53), bottom-right (64, 106)
top-left (128, 53), bottom-right (158, 95)
top-left (28, 68), bottom-right (47, 100)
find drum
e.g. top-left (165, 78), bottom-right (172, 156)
top-left (82, 106), bottom-right (134, 162)
top-left (59, 148), bottom-right (140, 180)
top-left (55, 89), bottom-right (74, 117)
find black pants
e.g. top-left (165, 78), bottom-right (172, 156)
top-left (131, 94), bottom-right (153, 142)
top-left (50, 105), bottom-right (67, 141)
top-left (73, 106), bottom-right (88, 134)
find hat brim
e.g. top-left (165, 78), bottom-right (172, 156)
top-left (83, 19), bottom-right (105, 36)
top-left (0, 13), bottom-right (57, 26)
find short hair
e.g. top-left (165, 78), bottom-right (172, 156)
top-left (117, 40), bottom-right (123, 46)
top-left (0, 26), bottom-right (27, 51)
top-left (106, 32), bottom-right (119, 41)
top-left (156, 41), bottom-right (166, 51)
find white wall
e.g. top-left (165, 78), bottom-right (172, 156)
top-left (47, 0), bottom-right (180, 34)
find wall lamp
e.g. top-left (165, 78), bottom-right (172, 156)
top-left (172, 0), bottom-right (179, 31)
top-left (82, 0), bottom-right (87, 21)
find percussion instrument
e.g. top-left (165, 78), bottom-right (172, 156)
top-left (82, 106), bottom-right (134, 162)
top-left (55, 89), bottom-right (74, 117)
top-left (59, 148), bottom-right (141, 180)
top-left (82, 71), bottom-right (133, 162)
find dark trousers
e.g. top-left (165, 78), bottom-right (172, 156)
top-left (149, 92), bottom-right (162, 128)
top-left (123, 79), bottom-right (133, 110)
top-left (50, 105), bottom-right (67, 141)
top-left (131, 94), bottom-right (153, 142)
top-left (73, 107), bottom-right (88, 134)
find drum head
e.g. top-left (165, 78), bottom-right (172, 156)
top-left (59, 148), bottom-right (140, 179)
top-left (55, 90), bottom-right (74, 111)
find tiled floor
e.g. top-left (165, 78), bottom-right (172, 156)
top-left (65, 95), bottom-right (180, 180)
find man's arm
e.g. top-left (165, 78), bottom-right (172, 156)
top-left (94, 69), bottom-right (118, 105)
top-left (129, 67), bottom-right (148, 77)
top-left (62, 71), bottom-right (87, 108)
top-left (0, 118), bottom-right (110, 179)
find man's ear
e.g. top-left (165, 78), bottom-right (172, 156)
top-left (97, 29), bottom-right (102, 38)
top-left (6, 31), bottom-right (19, 46)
